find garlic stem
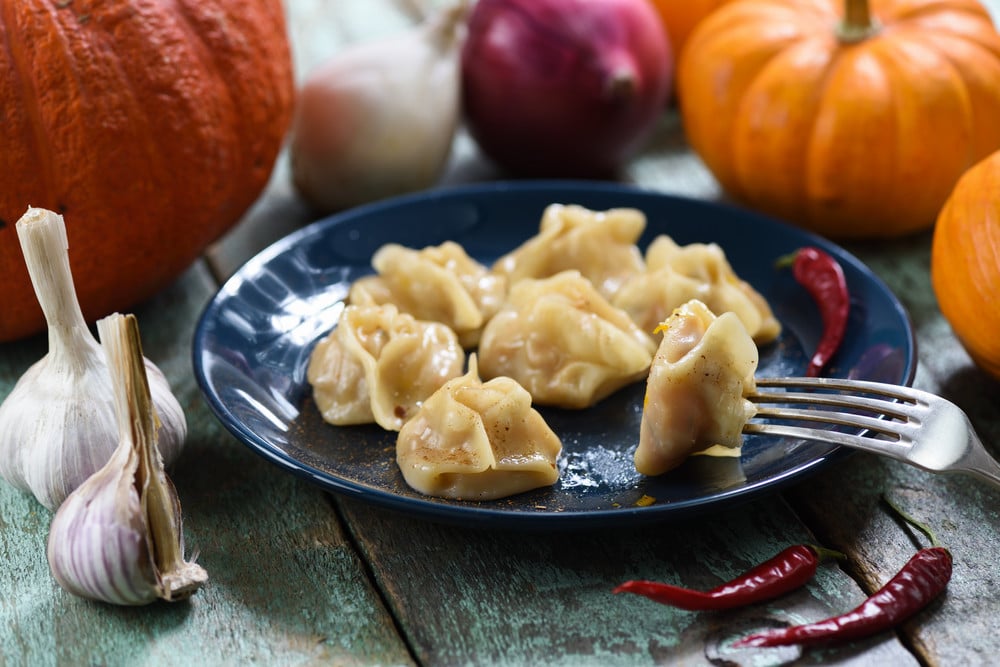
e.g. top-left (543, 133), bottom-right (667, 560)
top-left (0, 207), bottom-right (186, 510)
top-left (16, 207), bottom-right (106, 419)
top-left (99, 313), bottom-right (206, 601)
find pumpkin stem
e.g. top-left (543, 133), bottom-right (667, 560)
top-left (838, 0), bottom-right (880, 43)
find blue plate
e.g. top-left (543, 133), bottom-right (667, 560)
top-left (193, 181), bottom-right (915, 529)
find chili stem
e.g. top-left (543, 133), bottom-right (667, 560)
top-left (882, 494), bottom-right (943, 548)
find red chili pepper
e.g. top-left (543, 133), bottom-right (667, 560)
top-left (735, 499), bottom-right (952, 649)
top-left (613, 544), bottom-right (840, 611)
top-left (778, 246), bottom-right (849, 377)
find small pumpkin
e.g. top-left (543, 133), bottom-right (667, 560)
top-left (678, 0), bottom-right (1000, 239)
top-left (931, 150), bottom-right (1000, 380)
top-left (0, 0), bottom-right (295, 342)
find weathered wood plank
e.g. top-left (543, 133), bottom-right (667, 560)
top-left (339, 495), bottom-right (918, 666)
top-left (0, 263), bottom-right (412, 667)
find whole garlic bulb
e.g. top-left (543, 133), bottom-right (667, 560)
top-left (0, 207), bottom-right (186, 511)
top-left (47, 313), bottom-right (206, 605)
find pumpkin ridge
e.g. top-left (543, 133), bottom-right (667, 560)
top-left (734, 36), bottom-right (834, 219)
top-left (3, 1), bottom-right (62, 212)
top-left (878, 33), bottom-right (973, 225)
top-left (168, 0), bottom-right (249, 188)
top-left (173, 0), bottom-right (293, 203)
top-left (683, 16), bottom-right (808, 199)
top-left (885, 0), bottom-right (992, 22)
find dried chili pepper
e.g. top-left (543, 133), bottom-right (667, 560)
top-left (735, 499), bottom-right (952, 649)
top-left (778, 246), bottom-right (849, 377)
top-left (612, 544), bottom-right (841, 611)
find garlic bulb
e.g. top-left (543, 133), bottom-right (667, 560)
top-left (289, 2), bottom-right (468, 212)
top-left (47, 313), bottom-right (207, 605)
top-left (0, 207), bottom-right (185, 511)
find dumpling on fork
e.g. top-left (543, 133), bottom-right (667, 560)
top-left (634, 299), bottom-right (759, 477)
top-left (307, 303), bottom-right (465, 431)
top-left (396, 355), bottom-right (562, 500)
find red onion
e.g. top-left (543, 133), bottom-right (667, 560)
top-left (461, 0), bottom-right (673, 177)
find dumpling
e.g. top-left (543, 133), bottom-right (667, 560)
top-left (492, 203), bottom-right (645, 300)
top-left (349, 241), bottom-right (506, 348)
top-left (307, 303), bottom-right (465, 431)
top-left (396, 355), bottom-right (562, 500)
top-left (478, 270), bottom-right (656, 409)
top-left (634, 299), bottom-right (758, 476)
top-left (615, 235), bottom-right (781, 344)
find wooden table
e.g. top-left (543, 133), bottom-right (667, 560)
top-left (3, 2), bottom-right (1000, 665)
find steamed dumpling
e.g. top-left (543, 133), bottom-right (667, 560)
top-left (634, 299), bottom-right (758, 476)
top-left (307, 303), bottom-right (465, 431)
top-left (396, 355), bottom-right (562, 500)
top-left (615, 235), bottom-right (780, 344)
top-left (349, 241), bottom-right (507, 348)
top-left (478, 270), bottom-right (656, 409)
top-left (492, 203), bottom-right (646, 300)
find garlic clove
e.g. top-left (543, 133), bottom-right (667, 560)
top-left (46, 313), bottom-right (206, 605)
top-left (0, 207), bottom-right (186, 511)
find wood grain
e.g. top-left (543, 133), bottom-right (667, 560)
top-left (339, 495), bottom-right (917, 666)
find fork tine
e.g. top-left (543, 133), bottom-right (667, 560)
top-left (742, 421), bottom-right (916, 460)
top-left (754, 376), bottom-right (924, 402)
top-left (748, 389), bottom-right (911, 421)
top-left (749, 405), bottom-right (904, 438)
top-left (743, 422), bottom-right (910, 461)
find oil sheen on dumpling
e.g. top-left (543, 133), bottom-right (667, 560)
top-left (492, 203), bottom-right (645, 300)
top-left (634, 299), bottom-right (758, 476)
top-left (349, 241), bottom-right (506, 348)
top-left (615, 235), bottom-right (781, 344)
top-left (396, 355), bottom-right (562, 500)
top-left (307, 303), bottom-right (465, 431)
top-left (478, 270), bottom-right (656, 409)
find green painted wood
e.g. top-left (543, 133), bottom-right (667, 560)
top-left (338, 495), bottom-right (918, 666)
top-left (0, 263), bottom-right (413, 667)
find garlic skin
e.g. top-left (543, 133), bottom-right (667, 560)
top-left (47, 313), bottom-right (206, 605)
top-left (289, 2), bottom-right (468, 212)
top-left (0, 207), bottom-right (186, 511)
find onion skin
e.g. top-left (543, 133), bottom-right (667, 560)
top-left (461, 0), bottom-right (672, 177)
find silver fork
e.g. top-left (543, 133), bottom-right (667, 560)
top-left (743, 376), bottom-right (1000, 488)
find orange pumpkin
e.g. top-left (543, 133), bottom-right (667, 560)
top-left (646, 0), bottom-right (728, 60)
top-left (931, 150), bottom-right (1000, 380)
top-left (678, 0), bottom-right (1000, 239)
top-left (0, 0), bottom-right (295, 342)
